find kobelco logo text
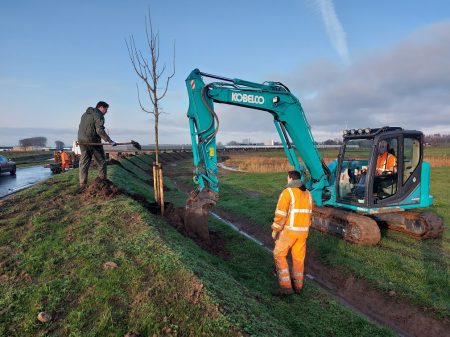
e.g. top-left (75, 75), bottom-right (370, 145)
top-left (231, 93), bottom-right (265, 105)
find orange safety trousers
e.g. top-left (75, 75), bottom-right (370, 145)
top-left (61, 152), bottom-right (70, 170)
top-left (273, 229), bottom-right (308, 291)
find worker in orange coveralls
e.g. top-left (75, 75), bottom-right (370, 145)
top-left (60, 150), bottom-right (70, 171)
top-left (376, 140), bottom-right (397, 175)
top-left (271, 170), bottom-right (313, 296)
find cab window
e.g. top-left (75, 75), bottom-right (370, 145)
top-left (338, 139), bottom-right (372, 204)
top-left (374, 138), bottom-right (398, 200)
top-left (403, 137), bottom-right (421, 184)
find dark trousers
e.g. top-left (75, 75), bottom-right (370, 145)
top-left (79, 145), bottom-right (107, 186)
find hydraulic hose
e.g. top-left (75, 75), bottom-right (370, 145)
top-left (200, 84), bottom-right (220, 146)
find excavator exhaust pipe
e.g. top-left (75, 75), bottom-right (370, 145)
top-left (184, 189), bottom-right (219, 243)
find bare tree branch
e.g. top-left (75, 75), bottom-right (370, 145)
top-left (126, 9), bottom-right (175, 165)
top-left (136, 84), bottom-right (152, 114)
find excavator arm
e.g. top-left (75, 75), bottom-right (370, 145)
top-left (185, 69), bottom-right (331, 241)
top-left (187, 69), bottom-right (331, 199)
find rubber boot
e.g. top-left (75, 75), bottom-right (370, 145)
top-left (271, 287), bottom-right (294, 297)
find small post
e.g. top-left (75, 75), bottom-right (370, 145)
top-left (153, 163), bottom-right (159, 205)
top-left (158, 165), bottom-right (165, 215)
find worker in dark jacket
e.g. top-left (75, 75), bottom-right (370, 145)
top-left (77, 101), bottom-right (116, 188)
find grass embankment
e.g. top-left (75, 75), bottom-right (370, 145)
top-left (0, 155), bottom-right (393, 336)
top-left (179, 166), bottom-right (450, 318)
top-left (4, 151), bottom-right (53, 167)
top-left (0, 170), bottom-right (238, 336)
top-left (6, 151), bottom-right (51, 159)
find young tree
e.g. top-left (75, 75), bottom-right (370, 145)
top-left (126, 10), bottom-right (175, 164)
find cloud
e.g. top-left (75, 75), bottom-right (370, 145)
top-left (277, 21), bottom-right (450, 138)
top-left (312, 0), bottom-right (350, 64)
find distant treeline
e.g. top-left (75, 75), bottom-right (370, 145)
top-left (19, 137), bottom-right (47, 147)
top-left (17, 137), bottom-right (66, 149)
top-left (424, 134), bottom-right (450, 146)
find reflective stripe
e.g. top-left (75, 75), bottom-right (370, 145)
top-left (279, 276), bottom-right (291, 282)
top-left (286, 226), bottom-right (309, 232)
top-left (278, 268), bottom-right (289, 274)
top-left (293, 279), bottom-right (304, 284)
top-left (293, 272), bottom-right (304, 277)
top-left (272, 223), bottom-right (282, 229)
top-left (287, 188), bottom-right (295, 226)
top-left (275, 210), bottom-right (287, 216)
top-left (291, 209), bottom-right (312, 214)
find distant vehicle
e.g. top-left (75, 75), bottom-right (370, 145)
top-left (0, 155), bottom-right (16, 175)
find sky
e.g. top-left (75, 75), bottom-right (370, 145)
top-left (0, 0), bottom-right (449, 147)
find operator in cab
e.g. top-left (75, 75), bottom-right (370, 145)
top-left (271, 170), bottom-right (313, 296)
top-left (376, 140), bottom-right (397, 175)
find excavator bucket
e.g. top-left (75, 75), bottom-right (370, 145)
top-left (184, 189), bottom-right (219, 243)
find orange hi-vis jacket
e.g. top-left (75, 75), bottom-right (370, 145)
top-left (271, 187), bottom-right (313, 235)
top-left (61, 151), bottom-right (70, 163)
top-left (376, 152), bottom-right (396, 175)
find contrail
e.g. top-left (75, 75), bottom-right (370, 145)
top-left (313, 0), bottom-right (350, 64)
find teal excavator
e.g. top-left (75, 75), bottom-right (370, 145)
top-left (184, 69), bottom-right (443, 245)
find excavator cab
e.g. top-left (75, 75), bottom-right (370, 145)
top-left (337, 127), bottom-right (429, 209)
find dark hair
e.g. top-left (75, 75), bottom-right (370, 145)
top-left (96, 101), bottom-right (109, 109)
top-left (288, 170), bottom-right (301, 180)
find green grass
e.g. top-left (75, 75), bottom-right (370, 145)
top-left (193, 165), bottom-right (450, 318)
top-left (5, 151), bottom-right (52, 159)
top-left (17, 161), bottom-right (52, 167)
top-left (0, 171), bottom-right (238, 337)
top-left (0, 156), bottom-right (394, 336)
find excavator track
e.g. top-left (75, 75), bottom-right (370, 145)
top-left (312, 207), bottom-right (381, 245)
top-left (371, 210), bottom-right (444, 239)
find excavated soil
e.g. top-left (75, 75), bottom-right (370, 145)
top-left (164, 205), bottom-right (231, 260)
top-left (80, 177), bottom-right (121, 201)
top-left (135, 200), bottom-right (231, 260)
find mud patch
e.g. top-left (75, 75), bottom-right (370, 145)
top-left (81, 177), bottom-right (121, 200)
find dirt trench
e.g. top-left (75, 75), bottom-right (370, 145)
top-left (79, 170), bottom-right (229, 260)
top-left (135, 199), bottom-right (231, 261)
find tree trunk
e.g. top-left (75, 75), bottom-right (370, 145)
top-left (154, 110), bottom-right (159, 164)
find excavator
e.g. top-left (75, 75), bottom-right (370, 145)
top-left (184, 69), bottom-right (443, 245)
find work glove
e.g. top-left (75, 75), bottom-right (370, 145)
top-left (111, 141), bottom-right (117, 147)
top-left (272, 230), bottom-right (279, 240)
